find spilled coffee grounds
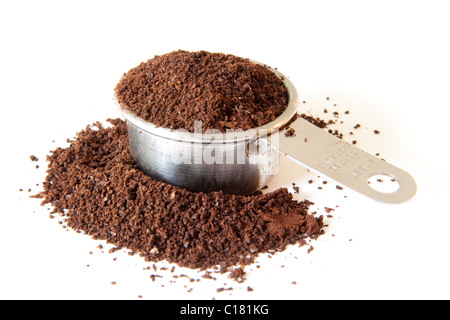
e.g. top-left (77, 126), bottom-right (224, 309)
top-left (34, 119), bottom-right (324, 270)
top-left (114, 50), bottom-right (288, 132)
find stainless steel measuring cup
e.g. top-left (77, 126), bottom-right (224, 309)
top-left (116, 63), bottom-right (417, 203)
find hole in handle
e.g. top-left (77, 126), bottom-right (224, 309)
top-left (367, 173), bottom-right (400, 194)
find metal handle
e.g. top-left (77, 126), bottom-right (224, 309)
top-left (272, 118), bottom-right (417, 203)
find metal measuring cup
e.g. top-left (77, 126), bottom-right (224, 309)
top-left (116, 63), bottom-right (417, 203)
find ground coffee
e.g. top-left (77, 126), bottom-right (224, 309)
top-left (27, 91), bottom-right (386, 294)
top-left (115, 50), bottom-right (288, 132)
top-left (34, 119), bottom-right (324, 270)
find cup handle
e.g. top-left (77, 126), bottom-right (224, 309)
top-left (271, 118), bottom-right (417, 204)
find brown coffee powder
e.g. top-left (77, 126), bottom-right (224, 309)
top-left (34, 119), bottom-right (324, 270)
top-left (27, 93), bottom-right (385, 292)
top-left (114, 50), bottom-right (288, 132)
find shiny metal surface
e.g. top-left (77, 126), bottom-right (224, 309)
top-left (126, 120), bottom-right (279, 194)
top-left (276, 118), bottom-right (417, 203)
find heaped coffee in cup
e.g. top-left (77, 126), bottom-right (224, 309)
top-left (114, 50), bottom-right (289, 132)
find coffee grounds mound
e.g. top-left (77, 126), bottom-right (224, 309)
top-left (34, 119), bottom-right (323, 270)
top-left (115, 50), bottom-right (288, 132)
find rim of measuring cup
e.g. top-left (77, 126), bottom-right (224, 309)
top-left (115, 60), bottom-right (299, 143)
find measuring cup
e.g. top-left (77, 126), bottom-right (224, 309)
top-left (116, 63), bottom-right (417, 203)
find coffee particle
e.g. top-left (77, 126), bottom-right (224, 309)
top-left (284, 128), bottom-right (296, 137)
top-left (150, 274), bottom-right (162, 282)
top-left (201, 271), bottom-right (217, 280)
top-left (301, 114), bottom-right (330, 128)
top-left (228, 267), bottom-right (246, 283)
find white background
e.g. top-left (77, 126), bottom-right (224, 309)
top-left (1, 0), bottom-right (449, 300)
